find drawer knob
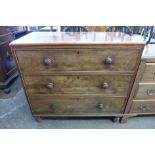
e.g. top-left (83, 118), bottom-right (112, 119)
top-left (104, 56), bottom-right (112, 65)
top-left (101, 82), bottom-right (109, 89)
top-left (139, 105), bottom-right (150, 112)
top-left (147, 89), bottom-right (155, 96)
top-left (96, 103), bottom-right (109, 110)
top-left (44, 57), bottom-right (54, 65)
top-left (153, 71), bottom-right (155, 76)
top-left (97, 103), bottom-right (104, 109)
top-left (46, 82), bottom-right (54, 89)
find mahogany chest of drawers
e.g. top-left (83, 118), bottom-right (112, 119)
top-left (10, 32), bottom-right (144, 122)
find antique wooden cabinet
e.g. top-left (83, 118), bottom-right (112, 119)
top-left (10, 32), bottom-right (144, 122)
top-left (0, 27), bottom-right (18, 89)
top-left (122, 44), bottom-right (155, 122)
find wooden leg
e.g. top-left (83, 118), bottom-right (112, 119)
top-left (120, 116), bottom-right (128, 123)
top-left (34, 116), bottom-right (42, 122)
top-left (112, 117), bottom-right (120, 123)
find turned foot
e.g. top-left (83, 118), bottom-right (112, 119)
top-left (112, 117), bottom-right (120, 123)
top-left (34, 116), bottom-right (42, 122)
top-left (120, 116), bottom-right (128, 123)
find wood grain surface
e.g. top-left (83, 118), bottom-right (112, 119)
top-left (23, 74), bottom-right (132, 96)
top-left (16, 48), bottom-right (140, 73)
top-left (135, 83), bottom-right (155, 99)
top-left (29, 95), bottom-right (126, 115)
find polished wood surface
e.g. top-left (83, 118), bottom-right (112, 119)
top-left (29, 96), bottom-right (126, 115)
top-left (10, 32), bottom-right (144, 46)
top-left (10, 32), bottom-right (144, 121)
top-left (23, 74), bottom-right (132, 96)
top-left (16, 48), bottom-right (140, 73)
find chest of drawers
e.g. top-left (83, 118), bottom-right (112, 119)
top-left (10, 32), bottom-right (144, 122)
top-left (121, 44), bottom-right (155, 122)
top-left (131, 45), bottom-right (155, 113)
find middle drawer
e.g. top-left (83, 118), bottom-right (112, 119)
top-left (23, 74), bottom-right (133, 96)
top-left (135, 83), bottom-right (155, 99)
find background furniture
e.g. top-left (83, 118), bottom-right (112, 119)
top-left (10, 32), bottom-right (144, 122)
top-left (63, 26), bottom-right (88, 32)
top-left (145, 26), bottom-right (155, 44)
top-left (105, 26), bottom-right (132, 35)
top-left (86, 26), bottom-right (145, 35)
top-left (28, 26), bottom-right (59, 32)
top-left (0, 27), bottom-right (18, 90)
top-left (121, 44), bottom-right (155, 122)
top-left (86, 26), bottom-right (108, 32)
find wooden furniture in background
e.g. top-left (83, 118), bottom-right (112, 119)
top-left (105, 26), bottom-right (132, 35)
top-left (63, 26), bottom-right (88, 32)
top-left (86, 26), bottom-right (144, 34)
top-left (121, 44), bottom-right (155, 122)
top-left (0, 27), bottom-right (18, 89)
top-left (87, 26), bottom-right (108, 32)
top-left (10, 32), bottom-right (144, 122)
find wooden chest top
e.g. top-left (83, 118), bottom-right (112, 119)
top-left (10, 32), bottom-right (145, 47)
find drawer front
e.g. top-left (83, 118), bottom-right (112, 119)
top-left (16, 49), bottom-right (140, 72)
top-left (29, 96), bottom-right (126, 115)
top-left (130, 100), bottom-right (155, 114)
top-left (24, 75), bottom-right (132, 96)
top-left (135, 83), bottom-right (155, 99)
top-left (141, 63), bottom-right (155, 82)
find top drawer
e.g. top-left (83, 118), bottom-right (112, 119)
top-left (15, 48), bottom-right (140, 73)
top-left (141, 63), bottom-right (155, 82)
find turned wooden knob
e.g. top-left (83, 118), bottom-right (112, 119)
top-left (44, 57), bottom-right (54, 65)
top-left (101, 82), bottom-right (109, 89)
top-left (104, 56), bottom-right (112, 65)
top-left (46, 82), bottom-right (54, 89)
top-left (96, 103), bottom-right (109, 110)
top-left (97, 103), bottom-right (104, 109)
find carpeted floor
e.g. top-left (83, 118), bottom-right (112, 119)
top-left (0, 77), bottom-right (155, 129)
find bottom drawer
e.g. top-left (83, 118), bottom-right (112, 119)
top-left (28, 95), bottom-right (126, 116)
top-left (130, 100), bottom-right (155, 114)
